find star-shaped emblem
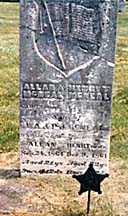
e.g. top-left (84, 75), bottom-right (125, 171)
top-left (72, 163), bottom-right (109, 195)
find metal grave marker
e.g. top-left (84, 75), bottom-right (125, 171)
top-left (20, 0), bottom-right (117, 176)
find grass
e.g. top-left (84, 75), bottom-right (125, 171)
top-left (0, 3), bottom-right (19, 152)
top-left (0, 2), bottom-right (128, 160)
top-left (111, 4), bottom-right (128, 160)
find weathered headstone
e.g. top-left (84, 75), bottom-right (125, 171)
top-left (118, 0), bottom-right (126, 13)
top-left (20, 0), bottom-right (117, 176)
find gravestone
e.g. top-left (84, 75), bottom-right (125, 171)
top-left (20, 0), bottom-right (117, 176)
top-left (118, 0), bottom-right (126, 13)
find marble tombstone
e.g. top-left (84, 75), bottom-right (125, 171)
top-left (20, 0), bottom-right (117, 176)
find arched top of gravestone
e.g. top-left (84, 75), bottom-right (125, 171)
top-left (27, 0), bottom-right (102, 80)
top-left (21, 0), bottom-right (117, 83)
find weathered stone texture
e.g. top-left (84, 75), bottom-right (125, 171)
top-left (20, 0), bottom-right (117, 175)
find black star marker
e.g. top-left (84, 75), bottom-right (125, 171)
top-left (72, 163), bottom-right (109, 215)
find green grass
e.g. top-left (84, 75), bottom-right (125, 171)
top-left (111, 5), bottom-right (128, 160)
top-left (0, 3), bottom-right (128, 160)
top-left (0, 3), bottom-right (19, 152)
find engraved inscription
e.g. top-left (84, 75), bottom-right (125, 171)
top-left (20, 0), bottom-right (117, 175)
top-left (22, 82), bottom-right (112, 101)
top-left (42, 3), bottom-right (101, 47)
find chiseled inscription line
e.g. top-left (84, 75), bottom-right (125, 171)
top-left (22, 82), bottom-right (112, 101)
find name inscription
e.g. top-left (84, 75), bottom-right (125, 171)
top-left (22, 82), bottom-right (111, 101)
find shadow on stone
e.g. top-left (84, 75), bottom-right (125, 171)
top-left (0, 169), bottom-right (21, 179)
